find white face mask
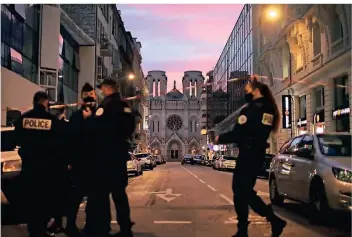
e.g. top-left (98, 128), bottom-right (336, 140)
top-left (95, 89), bottom-right (105, 103)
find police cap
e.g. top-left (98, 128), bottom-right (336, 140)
top-left (96, 78), bottom-right (117, 89)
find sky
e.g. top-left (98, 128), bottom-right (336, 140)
top-left (118, 4), bottom-right (244, 91)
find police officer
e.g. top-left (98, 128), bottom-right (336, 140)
top-left (86, 79), bottom-right (135, 237)
top-left (14, 91), bottom-right (66, 237)
top-left (215, 78), bottom-right (286, 237)
top-left (64, 83), bottom-right (98, 237)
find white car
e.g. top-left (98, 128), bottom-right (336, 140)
top-left (269, 133), bottom-right (351, 217)
top-left (134, 153), bottom-right (154, 170)
top-left (213, 155), bottom-right (237, 170)
top-left (127, 153), bottom-right (143, 176)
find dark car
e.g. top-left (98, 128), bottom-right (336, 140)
top-left (259, 154), bottom-right (275, 178)
top-left (181, 154), bottom-right (194, 165)
top-left (154, 155), bottom-right (163, 165)
top-left (193, 155), bottom-right (204, 165)
top-left (1, 127), bottom-right (24, 223)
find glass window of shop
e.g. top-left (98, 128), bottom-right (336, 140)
top-left (315, 87), bottom-right (324, 110)
top-left (57, 26), bottom-right (79, 118)
top-left (1, 4), bottom-right (40, 83)
top-left (299, 95), bottom-right (306, 118)
top-left (334, 75), bottom-right (350, 132)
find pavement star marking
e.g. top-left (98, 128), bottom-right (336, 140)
top-left (151, 188), bottom-right (181, 202)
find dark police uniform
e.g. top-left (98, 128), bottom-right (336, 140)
top-left (88, 90), bottom-right (135, 237)
top-left (66, 84), bottom-right (97, 236)
top-left (14, 103), bottom-right (66, 237)
top-left (218, 97), bottom-right (286, 237)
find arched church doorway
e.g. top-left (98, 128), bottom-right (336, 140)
top-left (188, 142), bottom-right (199, 154)
top-left (167, 140), bottom-right (182, 160)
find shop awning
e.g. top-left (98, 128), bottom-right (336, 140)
top-left (208, 104), bottom-right (247, 135)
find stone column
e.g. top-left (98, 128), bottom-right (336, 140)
top-left (154, 80), bottom-right (159, 97)
top-left (324, 80), bottom-right (336, 132)
top-left (306, 93), bottom-right (313, 133)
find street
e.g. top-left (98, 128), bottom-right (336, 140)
top-left (2, 163), bottom-right (351, 237)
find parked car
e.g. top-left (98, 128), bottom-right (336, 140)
top-left (269, 133), bottom-right (351, 218)
top-left (134, 153), bottom-right (154, 170)
top-left (161, 156), bottom-right (167, 164)
top-left (1, 127), bottom-right (24, 223)
top-left (258, 154), bottom-right (275, 178)
top-left (154, 155), bottom-right (163, 165)
top-left (181, 154), bottom-right (194, 165)
top-left (127, 153), bottom-right (143, 176)
top-left (213, 155), bottom-right (237, 171)
top-left (193, 155), bottom-right (204, 165)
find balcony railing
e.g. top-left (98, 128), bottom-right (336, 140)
top-left (100, 34), bottom-right (112, 57)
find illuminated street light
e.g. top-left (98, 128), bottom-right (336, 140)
top-left (268, 10), bottom-right (278, 19)
top-left (128, 74), bottom-right (135, 80)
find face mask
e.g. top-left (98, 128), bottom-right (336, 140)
top-left (245, 93), bottom-right (253, 103)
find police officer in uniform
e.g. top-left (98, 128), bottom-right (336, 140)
top-left (14, 91), bottom-right (66, 237)
top-left (87, 79), bottom-right (135, 237)
top-left (64, 83), bottom-right (98, 237)
top-left (215, 78), bottom-right (287, 237)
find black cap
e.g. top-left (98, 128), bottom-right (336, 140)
top-left (96, 78), bottom-right (117, 89)
top-left (81, 83), bottom-right (94, 93)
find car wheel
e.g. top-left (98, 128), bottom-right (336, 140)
top-left (139, 168), bottom-right (143, 175)
top-left (150, 165), bottom-right (154, 170)
top-left (135, 170), bottom-right (139, 176)
top-left (310, 180), bottom-right (331, 222)
top-left (269, 177), bottom-right (284, 205)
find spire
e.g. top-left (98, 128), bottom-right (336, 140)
top-left (173, 80), bottom-right (176, 90)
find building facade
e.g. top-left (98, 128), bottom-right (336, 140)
top-left (147, 71), bottom-right (204, 160)
top-left (255, 4), bottom-right (351, 153)
top-left (1, 4), bottom-right (96, 125)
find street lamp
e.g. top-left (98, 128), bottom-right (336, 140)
top-left (268, 9), bottom-right (278, 19)
top-left (128, 74), bottom-right (135, 80)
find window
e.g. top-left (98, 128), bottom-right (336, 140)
top-left (312, 23), bottom-right (321, 57)
top-left (157, 121), bottom-right (159, 132)
top-left (296, 50), bottom-right (303, 69)
top-left (279, 140), bottom-right (291, 154)
top-left (299, 95), bottom-right (307, 118)
top-left (331, 14), bottom-right (343, 42)
top-left (282, 44), bottom-right (290, 79)
top-left (315, 87), bottom-right (324, 109)
top-left (285, 136), bottom-right (303, 154)
top-left (297, 135), bottom-right (314, 154)
top-left (1, 4), bottom-right (39, 82)
top-left (335, 76), bottom-right (349, 108)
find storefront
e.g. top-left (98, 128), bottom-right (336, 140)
top-left (313, 110), bottom-right (325, 134)
top-left (297, 117), bottom-right (308, 135)
top-left (332, 107), bottom-right (350, 132)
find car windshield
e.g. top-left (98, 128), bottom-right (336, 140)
top-left (135, 154), bottom-right (149, 158)
top-left (317, 134), bottom-right (351, 157)
top-left (223, 156), bottom-right (236, 160)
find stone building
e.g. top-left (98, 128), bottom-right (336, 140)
top-left (254, 4), bottom-right (351, 153)
top-left (147, 71), bottom-right (204, 160)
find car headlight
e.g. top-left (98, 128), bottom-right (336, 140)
top-left (332, 167), bottom-right (352, 183)
top-left (2, 160), bottom-right (22, 173)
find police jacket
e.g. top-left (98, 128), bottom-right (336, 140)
top-left (14, 104), bottom-right (66, 171)
top-left (68, 107), bottom-right (96, 169)
top-left (94, 92), bottom-right (136, 153)
top-left (218, 97), bottom-right (275, 151)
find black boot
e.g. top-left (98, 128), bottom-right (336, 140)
top-left (232, 221), bottom-right (249, 237)
top-left (266, 205), bottom-right (287, 237)
top-left (64, 225), bottom-right (83, 237)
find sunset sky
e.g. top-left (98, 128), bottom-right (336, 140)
top-left (118, 4), bottom-right (244, 91)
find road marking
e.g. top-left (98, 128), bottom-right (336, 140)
top-left (154, 221), bottom-right (192, 224)
top-left (207, 185), bottom-right (217, 192)
top-left (225, 216), bottom-right (268, 224)
top-left (257, 191), bottom-right (270, 197)
top-left (199, 179), bottom-right (205, 183)
top-left (151, 188), bottom-right (181, 202)
top-left (193, 175), bottom-right (198, 178)
top-left (219, 194), bottom-right (234, 205)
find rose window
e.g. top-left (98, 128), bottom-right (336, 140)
top-left (167, 115), bottom-right (183, 131)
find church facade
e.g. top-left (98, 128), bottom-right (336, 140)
top-left (146, 70), bottom-right (204, 161)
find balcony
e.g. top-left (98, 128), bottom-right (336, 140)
top-left (100, 35), bottom-right (113, 57)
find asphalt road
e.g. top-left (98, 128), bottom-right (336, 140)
top-left (2, 163), bottom-right (351, 237)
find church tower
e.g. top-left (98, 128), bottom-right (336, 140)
top-left (146, 70), bottom-right (167, 97)
top-left (182, 71), bottom-right (205, 99)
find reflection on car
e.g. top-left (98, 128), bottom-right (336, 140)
top-left (213, 155), bottom-right (237, 171)
top-left (258, 154), bottom-right (275, 178)
top-left (134, 153), bottom-right (154, 170)
top-left (269, 133), bottom-right (351, 219)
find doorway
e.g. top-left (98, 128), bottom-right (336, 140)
top-left (171, 150), bottom-right (179, 159)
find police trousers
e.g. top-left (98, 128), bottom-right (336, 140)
top-left (86, 159), bottom-right (132, 236)
top-left (22, 169), bottom-right (65, 236)
top-left (232, 151), bottom-right (272, 228)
